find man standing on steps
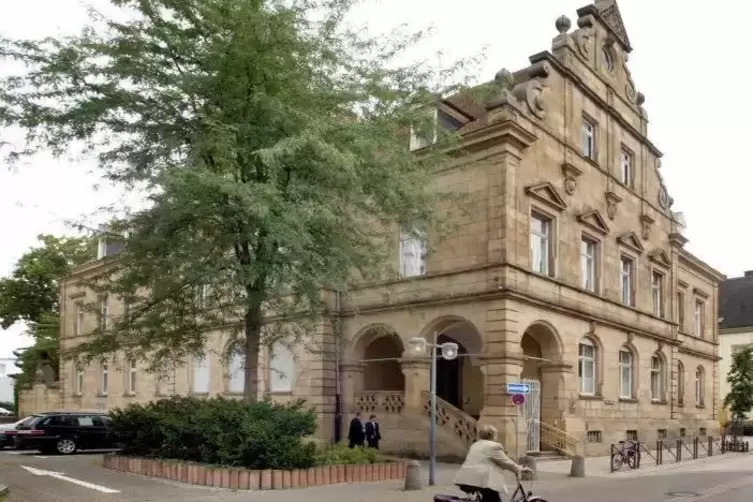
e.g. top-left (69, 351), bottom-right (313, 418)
top-left (365, 414), bottom-right (381, 449)
top-left (348, 411), bottom-right (365, 448)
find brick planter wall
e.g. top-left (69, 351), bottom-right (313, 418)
top-left (103, 454), bottom-right (407, 489)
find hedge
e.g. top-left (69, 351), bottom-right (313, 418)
top-left (108, 396), bottom-right (318, 470)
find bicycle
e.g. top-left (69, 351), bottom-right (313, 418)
top-left (611, 439), bottom-right (638, 471)
top-left (434, 473), bottom-right (549, 502)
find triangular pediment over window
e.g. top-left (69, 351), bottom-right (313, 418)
top-left (577, 208), bottom-right (610, 236)
top-left (524, 182), bottom-right (567, 212)
top-left (648, 249), bottom-right (671, 268)
top-left (617, 231), bottom-right (644, 254)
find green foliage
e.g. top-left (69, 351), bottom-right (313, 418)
top-left (315, 442), bottom-right (378, 465)
top-left (0, 0), bottom-right (483, 399)
top-left (0, 401), bottom-right (13, 412)
top-left (0, 235), bottom-right (94, 387)
top-left (724, 346), bottom-right (753, 423)
top-left (108, 395), bottom-right (319, 469)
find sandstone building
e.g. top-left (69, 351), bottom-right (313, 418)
top-left (20, 0), bottom-right (724, 458)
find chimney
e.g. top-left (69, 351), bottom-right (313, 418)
top-left (745, 271), bottom-right (753, 278)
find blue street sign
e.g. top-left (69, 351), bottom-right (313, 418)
top-left (506, 382), bottom-right (531, 395)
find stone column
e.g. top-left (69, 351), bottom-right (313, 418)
top-left (341, 363), bottom-right (365, 413)
top-left (479, 354), bottom-right (527, 460)
top-left (539, 363), bottom-right (571, 430)
top-left (400, 358), bottom-right (430, 412)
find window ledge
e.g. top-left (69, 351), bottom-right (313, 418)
top-left (223, 392), bottom-right (243, 396)
top-left (651, 399), bottom-right (668, 405)
top-left (696, 404), bottom-right (706, 409)
top-left (269, 390), bottom-right (294, 396)
top-left (677, 401), bottom-right (685, 408)
top-left (96, 393), bottom-right (108, 398)
top-left (190, 392), bottom-right (209, 397)
top-left (123, 392), bottom-right (136, 397)
top-left (579, 394), bottom-right (603, 401)
top-left (618, 397), bottom-right (638, 403)
top-left (72, 393), bottom-right (83, 398)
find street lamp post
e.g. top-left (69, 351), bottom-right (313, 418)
top-left (408, 332), bottom-right (458, 487)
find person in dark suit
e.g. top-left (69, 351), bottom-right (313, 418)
top-left (365, 414), bottom-right (381, 449)
top-left (348, 411), bottom-right (365, 448)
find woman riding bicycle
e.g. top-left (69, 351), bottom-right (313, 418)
top-left (454, 424), bottom-right (532, 502)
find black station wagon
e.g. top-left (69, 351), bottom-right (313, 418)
top-left (12, 411), bottom-right (118, 455)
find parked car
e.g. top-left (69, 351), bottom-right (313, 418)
top-left (13, 412), bottom-right (118, 455)
top-left (0, 418), bottom-right (25, 448)
top-left (0, 407), bottom-right (14, 416)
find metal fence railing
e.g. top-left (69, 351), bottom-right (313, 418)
top-left (609, 436), bottom-right (747, 473)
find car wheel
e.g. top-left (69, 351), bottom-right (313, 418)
top-left (56, 438), bottom-right (77, 455)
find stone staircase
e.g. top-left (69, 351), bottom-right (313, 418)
top-left (353, 391), bottom-right (579, 461)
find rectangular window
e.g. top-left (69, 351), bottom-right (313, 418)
top-left (679, 428), bottom-right (686, 438)
top-left (75, 302), bottom-right (84, 335)
top-left (399, 229), bottom-right (428, 278)
top-left (75, 363), bottom-right (84, 395)
top-left (587, 431), bottom-right (602, 443)
top-left (651, 271), bottom-right (664, 317)
top-left (650, 355), bottom-right (662, 401)
top-left (409, 109), bottom-right (461, 151)
top-left (98, 296), bottom-right (108, 330)
top-left (620, 148), bottom-right (633, 187)
top-left (677, 290), bottom-right (685, 330)
top-left (620, 256), bottom-right (634, 307)
top-left (99, 362), bottom-right (108, 395)
top-left (581, 119), bottom-right (595, 159)
top-left (192, 355), bottom-right (210, 394)
top-left (269, 343), bottom-right (296, 393)
top-left (578, 341), bottom-right (596, 395)
top-left (530, 213), bottom-right (552, 276)
top-left (128, 359), bottom-right (137, 394)
top-left (626, 430), bottom-right (638, 441)
top-left (657, 429), bottom-right (667, 440)
top-left (699, 428), bottom-right (707, 437)
top-left (619, 349), bottom-right (633, 399)
top-left (695, 300), bottom-right (705, 337)
top-left (580, 238), bottom-right (597, 292)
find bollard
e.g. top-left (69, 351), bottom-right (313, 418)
top-left (518, 456), bottom-right (537, 480)
top-left (569, 455), bottom-right (586, 478)
top-left (404, 460), bottom-right (422, 491)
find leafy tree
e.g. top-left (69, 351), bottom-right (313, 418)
top-left (724, 346), bottom-right (753, 428)
top-left (0, 235), bottom-right (94, 388)
top-left (0, 0), bottom-right (484, 400)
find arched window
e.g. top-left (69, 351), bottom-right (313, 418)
top-left (650, 354), bottom-right (663, 401)
top-left (99, 361), bottom-right (109, 395)
top-left (677, 361), bottom-right (685, 405)
top-left (192, 355), bottom-right (210, 394)
top-left (126, 358), bottom-right (137, 395)
top-left (578, 338), bottom-right (596, 395)
top-left (227, 350), bottom-right (245, 394)
top-left (269, 342), bottom-right (296, 393)
top-left (695, 366), bottom-right (705, 406)
top-left (618, 348), bottom-right (633, 399)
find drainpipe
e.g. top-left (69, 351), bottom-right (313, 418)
top-left (333, 290), bottom-right (343, 443)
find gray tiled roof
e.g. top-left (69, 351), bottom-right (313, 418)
top-left (720, 272), bottom-right (753, 330)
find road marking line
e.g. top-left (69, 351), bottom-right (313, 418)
top-left (21, 465), bottom-right (120, 494)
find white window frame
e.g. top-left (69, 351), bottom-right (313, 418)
top-left (619, 349), bottom-right (633, 399)
top-left (99, 361), bottom-right (108, 396)
top-left (694, 300), bottom-right (705, 337)
top-left (581, 118), bottom-right (595, 159)
top-left (227, 351), bottom-right (245, 394)
top-left (269, 342), bottom-right (296, 393)
top-left (156, 371), bottom-right (171, 396)
top-left (75, 302), bottom-right (84, 335)
top-left (651, 271), bottom-right (664, 317)
top-left (580, 237), bottom-right (597, 292)
top-left (192, 355), bottom-right (211, 394)
top-left (620, 148), bottom-right (633, 187)
top-left (530, 212), bottom-right (553, 276)
top-left (97, 237), bottom-right (107, 260)
top-left (650, 355), bottom-right (663, 402)
top-left (695, 367), bottom-right (704, 406)
top-left (677, 361), bottom-right (685, 405)
top-left (127, 358), bottom-right (137, 395)
top-left (98, 296), bottom-right (108, 330)
top-left (398, 228), bottom-right (427, 278)
top-left (75, 362), bottom-right (85, 395)
top-left (620, 256), bottom-right (635, 307)
top-left (409, 108), bottom-right (438, 151)
top-left (578, 338), bottom-right (596, 395)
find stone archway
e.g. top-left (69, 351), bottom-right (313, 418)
top-left (422, 317), bottom-right (484, 419)
top-left (363, 333), bottom-right (405, 391)
top-left (520, 321), bottom-right (564, 453)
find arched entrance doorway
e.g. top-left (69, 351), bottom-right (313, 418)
top-left (426, 318), bottom-right (484, 419)
top-left (362, 332), bottom-right (405, 391)
top-left (520, 322), bottom-right (562, 453)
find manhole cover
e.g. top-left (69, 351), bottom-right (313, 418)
top-left (666, 492), bottom-right (700, 497)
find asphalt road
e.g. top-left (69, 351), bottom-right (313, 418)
top-left (1, 448), bottom-right (753, 501)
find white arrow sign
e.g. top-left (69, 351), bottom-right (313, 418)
top-left (21, 465), bottom-right (120, 494)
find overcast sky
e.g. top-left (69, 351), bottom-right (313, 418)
top-left (1, 0), bottom-right (750, 359)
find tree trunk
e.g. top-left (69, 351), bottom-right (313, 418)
top-left (243, 305), bottom-right (262, 402)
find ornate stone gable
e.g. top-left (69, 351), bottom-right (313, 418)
top-left (594, 0), bottom-right (631, 51)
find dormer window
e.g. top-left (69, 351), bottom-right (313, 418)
top-left (409, 108), bottom-right (462, 151)
top-left (96, 232), bottom-right (128, 260)
top-left (602, 47), bottom-right (614, 72)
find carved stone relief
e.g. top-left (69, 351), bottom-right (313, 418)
top-left (561, 162), bottom-right (582, 195)
top-left (605, 191), bottom-right (623, 220)
top-left (640, 214), bottom-right (655, 240)
top-left (510, 61), bottom-right (551, 120)
top-left (574, 15), bottom-right (595, 60)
